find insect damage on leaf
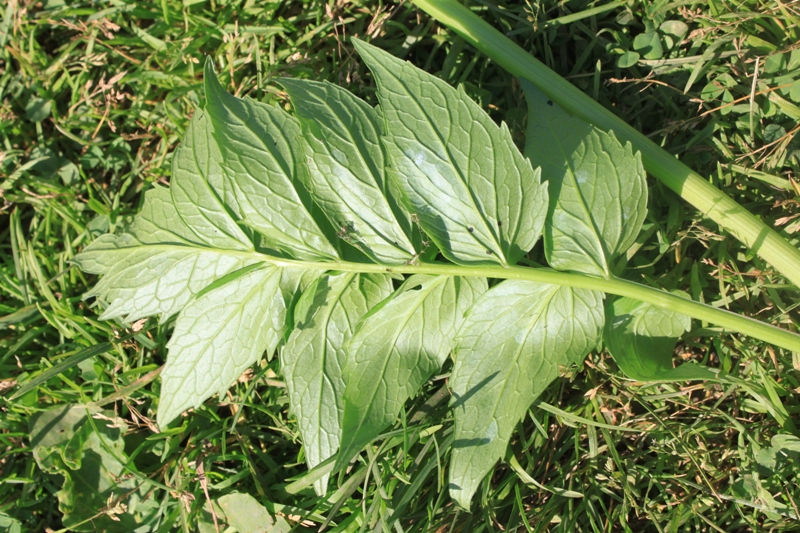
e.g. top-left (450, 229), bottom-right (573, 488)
top-left (73, 38), bottom-right (739, 508)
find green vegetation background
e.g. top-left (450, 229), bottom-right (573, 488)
top-left (2, 0), bottom-right (800, 531)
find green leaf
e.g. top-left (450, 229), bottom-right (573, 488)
top-left (29, 404), bottom-right (99, 455)
top-left (0, 512), bottom-right (21, 533)
top-left (353, 39), bottom-right (548, 266)
top-left (523, 81), bottom-right (647, 277)
top-left (279, 78), bottom-right (417, 264)
top-left (790, 80), bottom-right (800, 104)
top-left (616, 51), bottom-right (640, 68)
top-left (171, 112), bottom-right (252, 250)
top-left (449, 281), bottom-right (604, 508)
top-left (281, 272), bottom-right (393, 494)
top-left (203, 60), bottom-right (338, 260)
top-left (659, 20), bottom-right (688, 41)
top-left (633, 31), bottom-right (664, 60)
top-left (74, 112), bottom-right (259, 323)
top-left (73, 38), bottom-right (800, 498)
top-left (29, 406), bottom-right (160, 532)
top-left (25, 97), bottom-right (51, 122)
top-left (217, 493), bottom-right (290, 533)
top-left (605, 296), bottom-right (717, 381)
top-left (158, 266), bottom-right (286, 426)
top-left (337, 275), bottom-right (486, 469)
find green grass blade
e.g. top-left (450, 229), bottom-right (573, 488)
top-left (10, 334), bottom-right (136, 400)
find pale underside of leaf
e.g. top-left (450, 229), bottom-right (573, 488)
top-left (523, 81), bottom-right (647, 277)
top-left (84, 242), bottom-right (256, 324)
top-left (74, 186), bottom-right (258, 324)
top-left (171, 112), bottom-right (252, 251)
top-left (337, 274), bottom-right (487, 470)
top-left (280, 78), bottom-right (416, 264)
top-left (353, 39), bottom-right (548, 267)
top-left (74, 111), bottom-right (256, 324)
top-left (605, 297), bottom-right (716, 381)
top-left (203, 60), bottom-right (337, 260)
top-left (279, 267), bottom-right (323, 329)
top-left (281, 272), bottom-right (393, 494)
top-left (191, 109), bottom-right (239, 215)
top-left (449, 280), bottom-right (604, 508)
top-left (158, 266), bottom-right (286, 427)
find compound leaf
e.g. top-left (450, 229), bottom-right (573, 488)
top-left (449, 281), bottom-right (604, 508)
top-left (73, 41), bottom-right (724, 504)
top-left (605, 297), bottom-right (717, 381)
top-left (337, 275), bottom-right (487, 470)
top-left (281, 272), bottom-right (393, 494)
top-left (354, 39), bottom-right (548, 267)
top-left (158, 266), bottom-right (286, 426)
top-left (204, 60), bottom-right (338, 260)
top-left (280, 78), bottom-right (417, 264)
top-left (523, 81), bottom-right (647, 277)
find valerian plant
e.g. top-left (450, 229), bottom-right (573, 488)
top-left (74, 39), bottom-right (800, 508)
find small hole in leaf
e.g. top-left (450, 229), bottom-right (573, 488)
top-left (546, 100), bottom-right (553, 106)
top-left (497, 221), bottom-right (502, 227)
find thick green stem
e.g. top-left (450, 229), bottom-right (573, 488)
top-left (410, 0), bottom-right (800, 289)
top-left (251, 252), bottom-right (800, 353)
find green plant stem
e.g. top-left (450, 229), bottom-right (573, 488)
top-left (247, 252), bottom-right (800, 353)
top-left (409, 0), bottom-right (800, 290)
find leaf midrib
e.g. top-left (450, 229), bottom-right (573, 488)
top-left (80, 242), bottom-right (800, 353)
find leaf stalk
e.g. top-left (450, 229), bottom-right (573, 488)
top-left (248, 251), bottom-right (800, 353)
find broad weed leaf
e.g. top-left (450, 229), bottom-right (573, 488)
top-left (337, 275), bottom-right (487, 471)
top-left (218, 492), bottom-right (291, 533)
top-left (203, 60), bottom-right (338, 260)
top-left (158, 266), bottom-right (285, 426)
top-left (279, 78), bottom-right (417, 264)
top-left (523, 81), bottom-right (647, 277)
top-left (449, 281), bottom-right (604, 508)
top-left (281, 272), bottom-right (393, 494)
top-left (74, 113), bottom-right (258, 324)
top-left (29, 406), bottom-right (160, 532)
top-left (353, 39), bottom-right (548, 266)
top-left (605, 296), bottom-right (717, 381)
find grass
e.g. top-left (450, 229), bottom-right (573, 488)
top-left (1, 0), bottom-right (800, 531)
